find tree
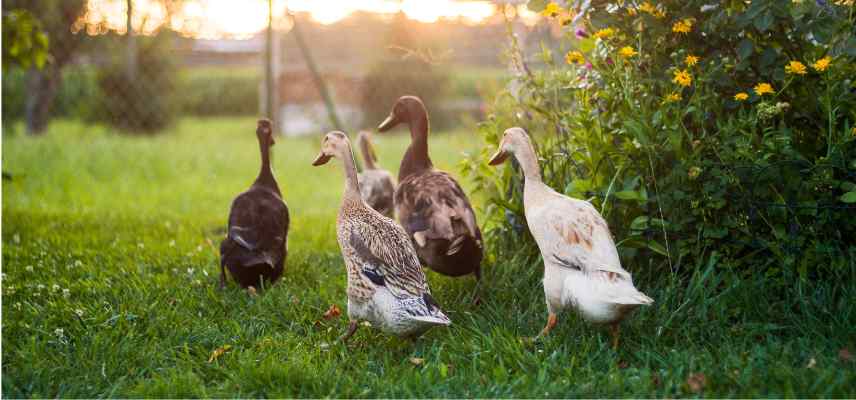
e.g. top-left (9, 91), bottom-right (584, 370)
top-left (2, 0), bottom-right (87, 135)
top-left (2, 9), bottom-right (50, 70)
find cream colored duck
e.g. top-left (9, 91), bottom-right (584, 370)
top-left (312, 131), bottom-right (451, 341)
top-left (356, 130), bottom-right (395, 219)
top-left (488, 127), bottom-right (653, 348)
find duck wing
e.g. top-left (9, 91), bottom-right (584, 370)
top-left (531, 195), bottom-right (627, 277)
top-left (346, 214), bottom-right (430, 299)
top-left (395, 171), bottom-right (481, 254)
top-left (224, 189), bottom-right (288, 267)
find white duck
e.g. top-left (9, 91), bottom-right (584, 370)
top-left (488, 127), bottom-right (653, 348)
top-left (312, 131), bottom-right (451, 341)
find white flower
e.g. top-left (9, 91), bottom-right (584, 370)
top-left (54, 328), bottom-right (64, 337)
top-left (1, 273), bottom-right (6, 280)
top-left (137, 242), bottom-right (145, 249)
top-left (37, 284), bottom-right (45, 291)
top-left (62, 288), bottom-right (71, 298)
top-left (196, 245), bottom-right (203, 252)
top-left (14, 302), bottom-right (22, 310)
top-left (187, 268), bottom-right (195, 275)
top-left (52, 284), bottom-right (60, 292)
top-left (74, 260), bottom-right (83, 267)
top-left (632, 139), bottom-right (642, 149)
top-left (203, 270), bottom-right (209, 277)
top-left (13, 234), bottom-right (20, 244)
top-left (74, 309), bottom-right (84, 317)
top-left (25, 265), bottom-right (34, 272)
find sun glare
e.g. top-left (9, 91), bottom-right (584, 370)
top-left (81, 0), bottom-right (498, 39)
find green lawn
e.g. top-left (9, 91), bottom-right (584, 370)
top-left (3, 117), bottom-right (854, 397)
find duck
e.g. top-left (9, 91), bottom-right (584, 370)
top-left (356, 130), bottom-right (395, 219)
top-left (312, 130), bottom-right (451, 341)
top-left (219, 119), bottom-right (289, 290)
top-left (377, 96), bottom-right (484, 295)
top-left (487, 127), bottom-right (653, 349)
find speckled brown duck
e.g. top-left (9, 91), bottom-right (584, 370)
top-left (219, 119), bottom-right (289, 290)
top-left (377, 96), bottom-right (484, 289)
top-left (356, 130), bottom-right (395, 219)
top-left (312, 131), bottom-right (450, 341)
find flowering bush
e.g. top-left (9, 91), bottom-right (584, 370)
top-left (464, 0), bottom-right (856, 279)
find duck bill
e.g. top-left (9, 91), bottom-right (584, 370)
top-left (487, 149), bottom-right (510, 166)
top-left (377, 114), bottom-right (399, 132)
top-left (312, 152), bottom-right (332, 166)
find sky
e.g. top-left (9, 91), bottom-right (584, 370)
top-left (80, 0), bottom-right (524, 39)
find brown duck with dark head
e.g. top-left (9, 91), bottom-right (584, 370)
top-left (219, 119), bottom-right (289, 290)
top-left (378, 96), bottom-right (484, 295)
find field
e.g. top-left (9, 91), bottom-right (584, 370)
top-left (2, 117), bottom-right (854, 397)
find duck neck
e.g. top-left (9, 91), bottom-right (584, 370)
top-left (399, 113), bottom-right (432, 181)
top-left (359, 137), bottom-right (377, 170)
top-left (255, 139), bottom-right (279, 192)
top-left (516, 141), bottom-right (542, 183)
top-left (342, 149), bottom-right (362, 203)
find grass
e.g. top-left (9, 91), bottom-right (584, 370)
top-left (3, 117), bottom-right (855, 397)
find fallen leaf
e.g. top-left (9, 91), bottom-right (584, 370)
top-left (322, 304), bottom-right (341, 320)
top-left (617, 360), bottom-right (629, 369)
top-left (839, 348), bottom-right (852, 362)
top-left (409, 357), bottom-right (425, 366)
top-left (806, 357), bottom-right (817, 369)
top-left (208, 344), bottom-right (232, 363)
top-left (651, 372), bottom-right (661, 387)
top-left (246, 287), bottom-right (258, 297)
top-left (686, 372), bottom-right (706, 393)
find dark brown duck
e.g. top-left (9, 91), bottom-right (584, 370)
top-left (377, 96), bottom-right (484, 283)
top-left (219, 119), bottom-right (289, 290)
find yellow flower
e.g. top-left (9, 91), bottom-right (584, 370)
top-left (834, 0), bottom-right (854, 5)
top-left (565, 50), bottom-right (585, 65)
top-left (638, 2), bottom-right (656, 14)
top-left (754, 83), bottom-right (774, 96)
top-left (653, 9), bottom-right (667, 18)
top-left (542, 2), bottom-right (562, 17)
top-left (627, 7), bottom-right (638, 16)
top-left (685, 55), bottom-right (700, 67)
top-left (812, 56), bottom-right (832, 72)
top-left (558, 14), bottom-right (574, 26)
top-left (672, 19), bottom-right (693, 34)
top-left (852, 126), bottom-right (856, 136)
top-left (619, 46), bottom-right (638, 58)
top-left (672, 69), bottom-right (692, 87)
top-left (785, 60), bottom-right (807, 75)
top-left (734, 92), bottom-right (749, 101)
top-left (593, 27), bottom-right (616, 39)
top-left (664, 92), bottom-right (682, 103)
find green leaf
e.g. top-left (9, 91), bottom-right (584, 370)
top-left (737, 39), bottom-right (754, 60)
top-left (840, 191), bottom-right (856, 203)
top-left (646, 240), bottom-right (668, 257)
top-left (754, 11), bottom-right (774, 32)
top-left (614, 190), bottom-right (640, 200)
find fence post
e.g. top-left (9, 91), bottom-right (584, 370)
top-left (264, 0), bottom-right (277, 128)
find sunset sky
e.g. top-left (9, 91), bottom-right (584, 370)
top-left (80, 0), bottom-right (527, 39)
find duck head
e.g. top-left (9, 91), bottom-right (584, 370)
top-left (312, 131), bottom-right (350, 166)
top-left (488, 127), bottom-right (530, 166)
top-left (377, 95), bottom-right (427, 133)
top-left (257, 119), bottom-right (275, 146)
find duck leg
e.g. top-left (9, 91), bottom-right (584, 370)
top-left (609, 323), bottom-right (620, 350)
top-left (218, 259), bottom-right (227, 290)
top-left (535, 312), bottom-right (558, 340)
top-left (471, 268), bottom-right (482, 306)
top-left (339, 320), bottom-right (359, 343)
